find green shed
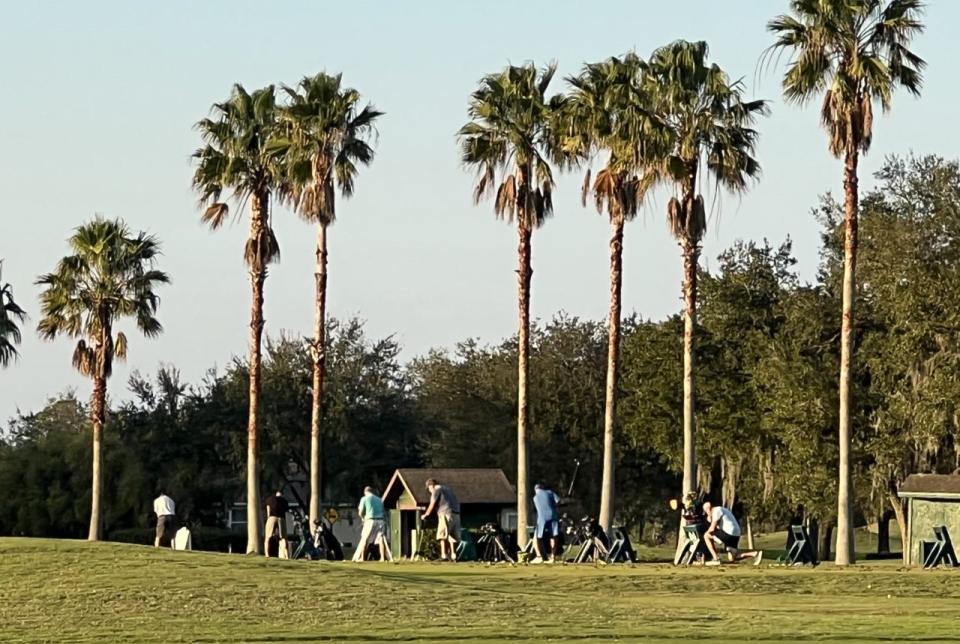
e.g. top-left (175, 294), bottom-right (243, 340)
top-left (899, 474), bottom-right (960, 567)
top-left (382, 468), bottom-right (516, 559)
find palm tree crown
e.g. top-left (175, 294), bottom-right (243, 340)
top-left (192, 83), bottom-right (283, 270)
top-left (276, 72), bottom-right (383, 224)
top-left (36, 217), bottom-right (168, 378)
top-left (0, 263), bottom-right (26, 367)
top-left (458, 62), bottom-right (562, 228)
top-left (645, 40), bottom-right (768, 242)
top-left (559, 53), bottom-right (658, 223)
top-left (767, 0), bottom-right (925, 157)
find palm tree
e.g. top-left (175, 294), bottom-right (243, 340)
top-left (36, 218), bottom-right (168, 540)
top-left (0, 263), bottom-right (26, 367)
top-left (767, 0), bottom-right (925, 566)
top-left (192, 83), bottom-right (284, 554)
top-left (458, 63), bottom-right (561, 546)
top-left (558, 54), bottom-right (658, 534)
top-left (644, 40), bottom-right (768, 501)
top-left (274, 72), bottom-right (383, 527)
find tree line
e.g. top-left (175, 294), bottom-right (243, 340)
top-left (4, 154), bottom-right (958, 559)
top-left (0, 1), bottom-right (927, 564)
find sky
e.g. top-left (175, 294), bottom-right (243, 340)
top-left (0, 0), bottom-right (956, 422)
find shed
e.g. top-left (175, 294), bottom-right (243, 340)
top-left (899, 474), bottom-right (960, 566)
top-left (381, 468), bottom-right (516, 558)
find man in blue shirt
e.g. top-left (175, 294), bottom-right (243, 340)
top-left (354, 486), bottom-right (389, 562)
top-left (532, 483), bottom-right (561, 563)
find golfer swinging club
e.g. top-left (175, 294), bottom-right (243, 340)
top-left (421, 478), bottom-right (460, 561)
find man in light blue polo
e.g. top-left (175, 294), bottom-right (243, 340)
top-left (532, 483), bottom-right (561, 563)
top-left (354, 486), bottom-right (388, 561)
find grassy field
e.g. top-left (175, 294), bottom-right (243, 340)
top-left (1, 538), bottom-right (958, 643)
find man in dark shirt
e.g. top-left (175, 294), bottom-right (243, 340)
top-left (264, 490), bottom-right (289, 558)
top-left (421, 478), bottom-right (461, 561)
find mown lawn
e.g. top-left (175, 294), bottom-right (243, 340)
top-left (1, 538), bottom-right (957, 643)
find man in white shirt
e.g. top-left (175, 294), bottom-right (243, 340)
top-left (153, 490), bottom-right (176, 548)
top-left (702, 501), bottom-right (762, 566)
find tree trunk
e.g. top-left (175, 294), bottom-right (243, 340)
top-left (599, 216), bottom-right (624, 535)
top-left (309, 223), bottom-right (328, 527)
top-left (820, 519), bottom-right (834, 563)
top-left (835, 141), bottom-right (860, 566)
top-left (87, 373), bottom-right (107, 541)
top-left (888, 491), bottom-right (908, 566)
top-left (516, 222), bottom-right (532, 548)
top-left (681, 240), bottom-right (699, 498)
top-left (877, 509), bottom-right (894, 554)
top-left (246, 193), bottom-right (269, 555)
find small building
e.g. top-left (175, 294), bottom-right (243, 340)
top-left (899, 474), bottom-right (960, 566)
top-left (382, 468), bottom-right (516, 558)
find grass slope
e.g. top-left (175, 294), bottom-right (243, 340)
top-left (0, 538), bottom-right (957, 643)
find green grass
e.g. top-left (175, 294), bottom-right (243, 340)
top-left (1, 538), bottom-right (957, 643)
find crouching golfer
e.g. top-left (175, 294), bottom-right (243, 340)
top-left (422, 478), bottom-right (460, 561)
top-left (702, 500), bottom-right (763, 566)
top-left (354, 486), bottom-right (389, 562)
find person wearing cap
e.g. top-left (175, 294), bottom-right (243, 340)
top-left (702, 500), bottom-right (763, 566)
top-left (421, 478), bottom-right (461, 561)
top-left (532, 483), bottom-right (561, 563)
top-left (354, 486), bottom-right (389, 561)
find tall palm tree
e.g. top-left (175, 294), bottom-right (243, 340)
top-left (458, 63), bottom-right (561, 546)
top-left (36, 218), bottom-right (168, 540)
top-left (0, 263), bottom-right (26, 367)
top-left (645, 40), bottom-right (768, 501)
top-left (767, 0), bottom-right (925, 566)
top-left (558, 54), bottom-right (658, 534)
top-left (274, 72), bottom-right (383, 527)
top-left (192, 83), bottom-right (283, 554)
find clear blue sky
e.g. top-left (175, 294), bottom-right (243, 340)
top-left (1, 1), bottom-right (955, 421)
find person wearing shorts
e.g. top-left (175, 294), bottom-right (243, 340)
top-left (702, 501), bottom-right (763, 566)
top-left (354, 486), bottom-right (389, 561)
top-left (532, 483), bottom-right (560, 563)
top-left (421, 478), bottom-right (460, 561)
top-left (264, 490), bottom-right (289, 558)
top-left (153, 490), bottom-right (176, 548)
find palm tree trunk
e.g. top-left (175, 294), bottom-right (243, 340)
top-left (309, 223), bottom-right (328, 527)
top-left (516, 222), bottom-right (532, 548)
top-left (87, 373), bottom-right (107, 541)
top-left (599, 216), bottom-right (624, 535)
top-left (681, 240), bottom-right (699, 498)
top-left (246, 194), bottom-right (268, 555)
top-left (835, 144), bottom-right (859, 566)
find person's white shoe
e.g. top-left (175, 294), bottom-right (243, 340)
top-left (705, 559), bottom-right (722, 566)
top-left (530, 556), bottom-right (544, 564)
top-left (754, 551), bottom-right (764, 566)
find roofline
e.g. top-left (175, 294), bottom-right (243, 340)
top-left (899, 491), bottom-right (960, 499)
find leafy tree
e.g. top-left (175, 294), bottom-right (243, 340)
top-left (767, 0), bottom-right (926, 565)
top-left (36, 218), bottom-right (168, 540)
top-left (644, 40), bottom-right (768, 499)
top-left (558, 53), bottom-right (657, 533)
top-left (458, 63), bottom-right (562, 544)
top-left (192, 83), bottom-right (284, 554)
top-left (274, 72), bottom-right (383, 525)
top-left (0, 263), bottom-right (26, 367)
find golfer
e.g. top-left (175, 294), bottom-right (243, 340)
top-left (263, 489), bottom-right (289, 558)
top-left (422, 478), bottom-right (460, 561)
top-left (153, 489), bottom-right (176, 548)
top-left (532, 483), bottom-right (560, 563)
top-left (702, 500), bottom-right (763, 565)
top-left (354, 486), bottom-right (389, 562)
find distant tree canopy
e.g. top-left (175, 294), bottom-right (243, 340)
top-left (3, 155), bottom-right (960, 548)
